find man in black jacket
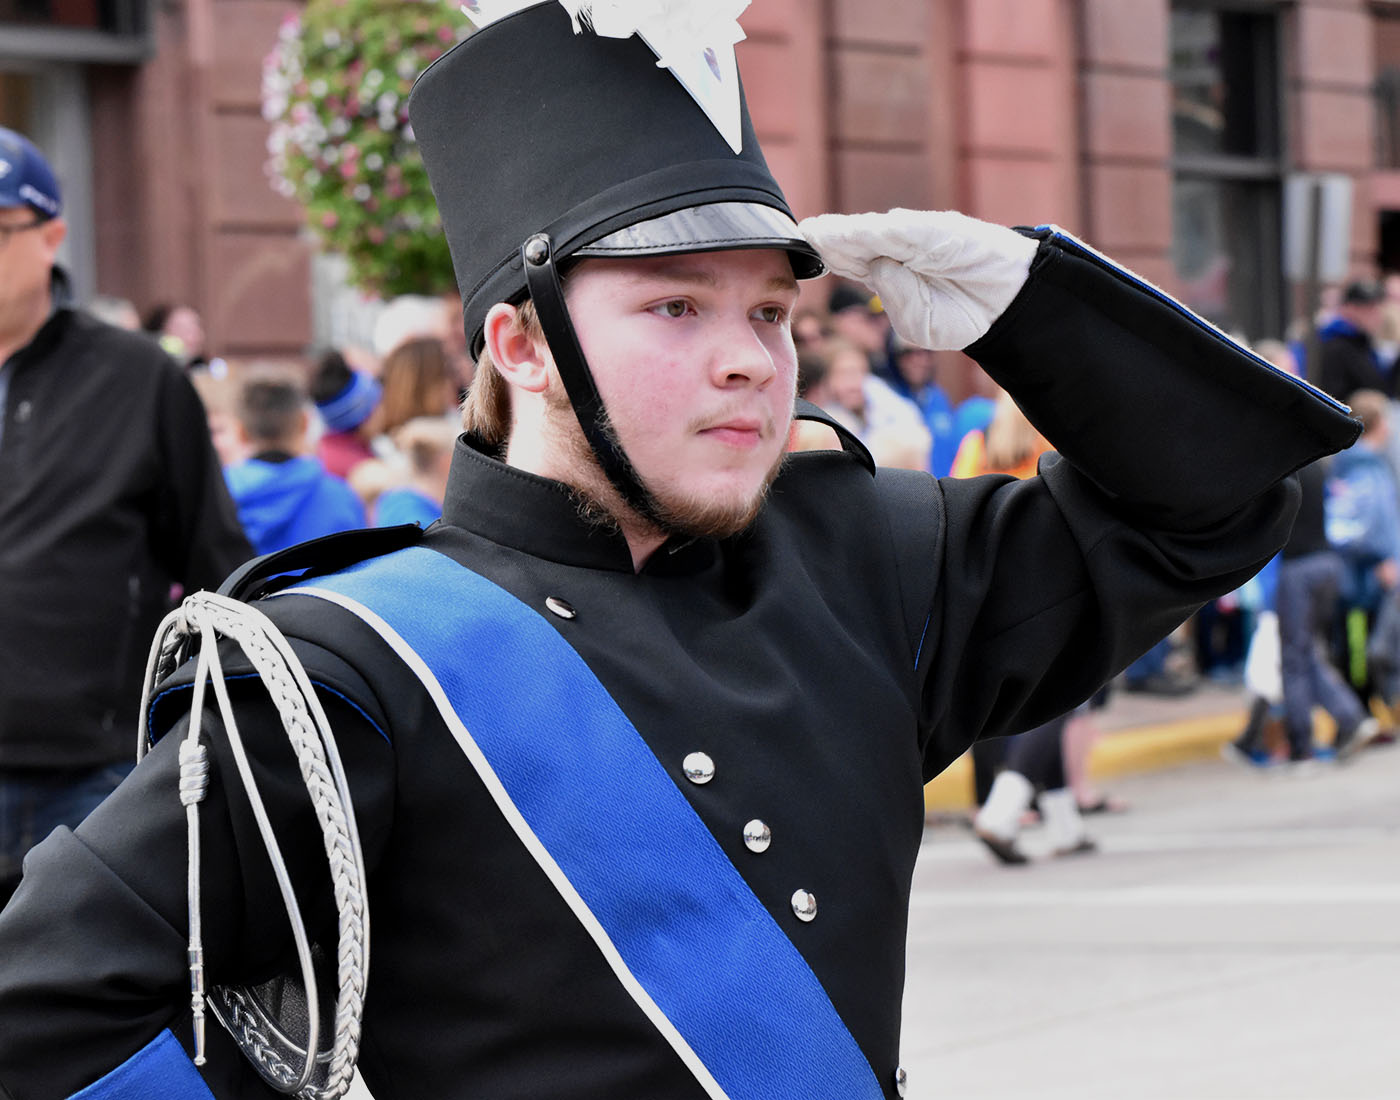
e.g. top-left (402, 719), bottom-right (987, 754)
top-left (1314, 279), bottom-right (1391, 401)
top-left (0, 128), bottom-right (251, 908)
top-left (0, 8), bottom-right (1363, 1100)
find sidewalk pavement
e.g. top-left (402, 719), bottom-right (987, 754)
top-left (924, 680), bottom-right (1258, 813)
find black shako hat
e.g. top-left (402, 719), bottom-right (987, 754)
top-left (408, 1), bottom-right (823, 358)
top-left (407, 0), bottom-right (823, 524)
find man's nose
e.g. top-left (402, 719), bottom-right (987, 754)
top-left (709, 314), bottom-right (777, 388)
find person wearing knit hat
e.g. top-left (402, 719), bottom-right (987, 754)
top-left (311, 348), bottom-right (384, 480)
top-left (0, 7), bottom-right (1363, 1098)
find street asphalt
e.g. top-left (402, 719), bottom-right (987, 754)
top-left (902, 740), bottom-right (1400, 1100)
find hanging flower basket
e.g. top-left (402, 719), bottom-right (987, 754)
top-left (262, 0), bottom-right (470, 297)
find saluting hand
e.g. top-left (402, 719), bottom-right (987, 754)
top-left (798, 208), bottom-right (1039, 352)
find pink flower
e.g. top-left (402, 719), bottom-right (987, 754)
top-left (437, 25), bottom-right (454, 43)
top-left (368, 227), bottom-right (385, 244)
top-left (321, 211), bottom-right (339, 229)
top-left (340, 161), bottom-right (357, 179)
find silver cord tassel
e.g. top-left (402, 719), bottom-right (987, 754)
top-left (139, 593), bottom-right (369, 1100)
top-left (179, 737), bottom-right (210, 1064)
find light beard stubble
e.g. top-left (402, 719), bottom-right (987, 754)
top-left (546, 389), bottom-right (790, 541)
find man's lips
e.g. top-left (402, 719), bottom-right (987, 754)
top-left (699, 418), bottom-right (766, 446)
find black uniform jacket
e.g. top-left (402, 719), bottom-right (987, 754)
top-left (0, 238), bottom-right (1359, 1100)
top-left (0, 303), bottom-right (252, 770)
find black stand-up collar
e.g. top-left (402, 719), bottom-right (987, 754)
top-left (440, 434), bottom-right (722, 576)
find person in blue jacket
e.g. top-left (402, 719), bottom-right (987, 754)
top-left (224, 371), bottom-right (365, 555)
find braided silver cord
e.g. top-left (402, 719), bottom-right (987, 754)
top-left (138, 591), bottom-right (369, 1100)
top-left (138, 604), bottom-right (193, 762)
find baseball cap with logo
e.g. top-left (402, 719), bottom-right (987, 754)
top-left (0, 127), bottom-right (62, 220)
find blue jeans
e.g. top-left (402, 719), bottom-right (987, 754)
top-left (1124, 637), bottom-right (1170, 683)
top-left (0, 761), bottom-right (135, 894)
top-left (1277, 551), bottom-right (1365, 759)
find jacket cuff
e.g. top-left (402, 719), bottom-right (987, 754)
top-left (964, 225), bottom-right (1360, 529)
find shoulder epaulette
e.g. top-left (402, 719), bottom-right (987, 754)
top-left (218, 524), bottom-right (426, 603)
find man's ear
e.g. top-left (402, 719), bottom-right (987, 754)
top-left (40, 216), bottom-right (67, 255)
top-left (483, 302), bottom-right (550, 394)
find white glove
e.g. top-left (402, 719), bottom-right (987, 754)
top-left (798, 208), bottom-right (1039, 351)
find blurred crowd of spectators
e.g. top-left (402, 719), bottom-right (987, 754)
top-left (90, 292), bottom-right (469, 556)
top-left (83, 270), bottom-right (1400, 778)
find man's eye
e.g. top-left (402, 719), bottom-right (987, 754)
top-left (655, 300), bottom-right (690, 318)
top-left (756, 305), bottom-right (786, 324)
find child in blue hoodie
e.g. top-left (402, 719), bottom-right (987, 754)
top-left (224, 371), bottom-right (366, 555)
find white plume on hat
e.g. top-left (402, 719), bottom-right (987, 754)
top-left (460, 0), bottom-right (750, 152)
top-left (558, 0), bottom-right (749, 48)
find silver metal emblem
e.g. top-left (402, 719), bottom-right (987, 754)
top-left (790, 889), bottom-right (817, 922)
top-left (895, 1066), bottom-right (908, 1097)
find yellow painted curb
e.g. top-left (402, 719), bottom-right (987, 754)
top-left (923, 708), bottom-right (1249, 814)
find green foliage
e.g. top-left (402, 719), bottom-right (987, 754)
top-left (262, 0), bottom-right (470, 297)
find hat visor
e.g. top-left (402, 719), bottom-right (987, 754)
top-left (572, 202), bottom-right (825, 279)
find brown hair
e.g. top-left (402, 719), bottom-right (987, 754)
top-left (236, 366), bottom-right (307, 446)
top-left (378, 336), bottom-right (455, 437)
top-left (462, 300), bottom-right (541, 446)
top-left (983, 390), bottom-right (1049, 473)
top-left (1348, 388), bottom-right (1391, 436)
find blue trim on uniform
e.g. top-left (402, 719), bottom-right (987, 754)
top-left (287, 546), bottom-right (884, 1100)
top-left (1032, 224), bottom-right (1352, 415)
top-left (914, 613), bottom-right (932, 668)
top-left (68, 1029), bottom-right (214, 1099)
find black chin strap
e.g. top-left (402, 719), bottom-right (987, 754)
top-left (520, 233), bottom-right (663, 521)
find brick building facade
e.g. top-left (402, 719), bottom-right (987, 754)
top-left (4, 0), bottom-right (1400, 374)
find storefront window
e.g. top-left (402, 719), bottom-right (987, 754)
top-left (0, 0), bottom-right (142, 33)
top-left (1172, 175), bottom-right (1280, 338)
top-left (1377, 12), bottom-right (1400, 170)
top-left (0, 0), bottom-right (149, 60)
top-left (1170, 5), bottom-right (1283, 340)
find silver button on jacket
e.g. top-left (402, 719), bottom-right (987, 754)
top-left (544, 596), bottom-right (576, 620)
top-left (682, 752), bottom-right (715, 785)
top-left (790, 889), bottom-right (817, 922)
top-left (742, 819), bottom-right (771, 853)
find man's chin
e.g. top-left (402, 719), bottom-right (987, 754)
top-left (646, 459), bottom-right (788, 540)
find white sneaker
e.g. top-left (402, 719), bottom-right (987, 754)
top-left (1337, 717), bottom-right (1382, 762)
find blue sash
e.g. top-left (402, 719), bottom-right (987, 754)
top-left (285, 545), bottom-right (883, 1100)
top-left (69, 1029), bottom-right (214, 1099)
